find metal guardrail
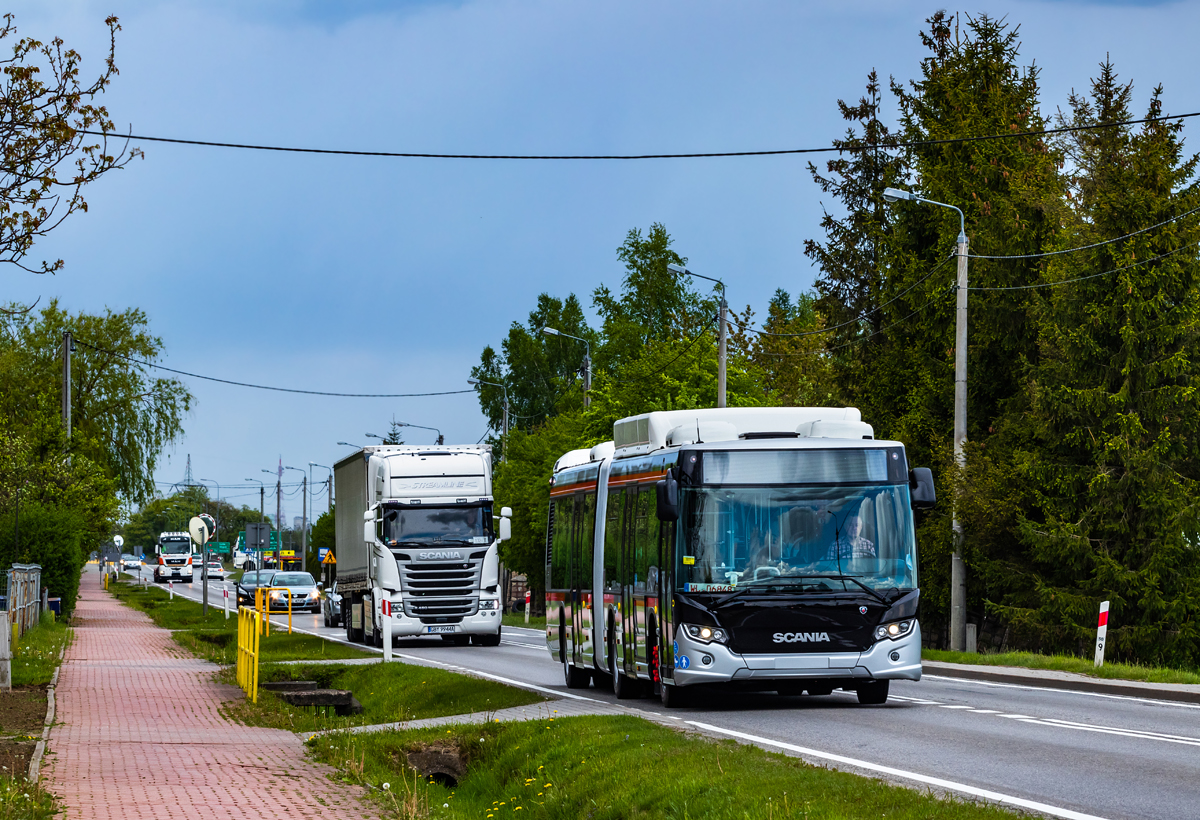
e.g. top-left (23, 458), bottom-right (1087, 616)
top-left (236, 606), bottom-right (261, 703)
top-left (253, 587), bottom-right (295, 635)
top-left (7, 564), bottom-right (42, 640)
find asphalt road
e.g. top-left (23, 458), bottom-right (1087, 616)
top-left (126, 566), bottom-right (1199, 820)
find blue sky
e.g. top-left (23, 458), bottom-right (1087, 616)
top-left (4, 0), bottom-right (1197, 521)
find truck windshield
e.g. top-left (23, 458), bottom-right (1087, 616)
top-left (381, 504), bottom-right (492, 545)
top-left (677, 454), bottom-right (917, 593)
top-left (160, 539), bottom-right (190, 555)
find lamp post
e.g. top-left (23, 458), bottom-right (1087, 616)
top-left (883, 186), bottom-right (969, 653)
top-left (337, 441), bottom-right (362, 449)
top-left (541, 326), bottom-right (591, 408)
top-left (261, 468), bottom-right (281, 563)
top-left (468, 378), bottom-right (509, 462)
top-left (667, 264), bottom-right (728, 408)
top-left (397, 422), bottom-right (443, 445)
top-left (284, 465), bottom-right (307, 573)
top-left (243, 479), bottom-right (265, 523)
top-left (197, 479), bottom-right (221, 613)
top-left (310, 462), bottom-right (332, 514)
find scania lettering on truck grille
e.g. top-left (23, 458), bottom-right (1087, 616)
top-left (773, 632), bottom-right (831, 644)
top-left (418, 551), bottom-right (463, 561)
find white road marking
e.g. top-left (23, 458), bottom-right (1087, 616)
top-left (392, 652), bottom-right (602, 703)
top-left (686, 721), bottom-right (1110, 820)
top-left (936, 704), bottom-right (973, 709)
top-left (923, 673), bottom-right (1200, 710)
top-left (502, 641), bottom-right (547, 650)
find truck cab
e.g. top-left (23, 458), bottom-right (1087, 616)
top-left (154, 532), bottom-right (194, 583)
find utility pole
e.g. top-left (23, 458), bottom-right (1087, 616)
top-left (326, 474), bottom-right (332, 513)
top-left (468, 378), bottom-right (510, 462)
top-left (300, 475), bottom-right (307, 573)
top-left (61, 331), bottom-right (73, 452)
top-left (883, 187), bottom-right (969, 652)
top-left (667, 265), bottom-right (727, 408)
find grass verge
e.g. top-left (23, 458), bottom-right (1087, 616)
top-left (0, 777), bottom-right (58, 820)
top-left (309, 715), bottom-right (1025, 820)
top-left (502, 613), bottom-right (546, 630)
top-left (222, 661), bottom-right (544, 734)
top-left (923, 649), bottom-right (1200, 685)
top-left (12, 614), bottom-right (69, 688)
top-left (108, 580), bottom-right (372, 663)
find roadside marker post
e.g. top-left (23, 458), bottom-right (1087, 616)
top-left (382, 599), bottom-right (393, 662)
top-left (1094, 600), bottom-right (1110, 667)
top-left (168, 580), bottom-right (174, 601)
top-left (223, 586), bottom-right (230, 620)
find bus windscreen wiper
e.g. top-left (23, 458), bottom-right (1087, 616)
top-left (712, 575), bottom-right (888, 607)
top-left (800, 574), bottom-right (889, 604)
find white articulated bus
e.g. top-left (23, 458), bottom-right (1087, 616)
top-left (546, 407), bottom-right (936, 707)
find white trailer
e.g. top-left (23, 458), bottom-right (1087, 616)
top-left (334, 445), bottom-right (512, 647)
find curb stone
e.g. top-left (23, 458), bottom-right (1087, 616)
top-left (27, 636), bottom-right (67, 782)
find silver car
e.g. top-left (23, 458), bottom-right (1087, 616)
top-left (264, 571), bottom-right (321, 613)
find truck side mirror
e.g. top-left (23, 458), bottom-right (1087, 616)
top-left (656, 476), bottom-right (679, 522)
top-left (909, 468), bottom-right (936, 509)
top-left (500, 506), bottom-right (512, 518)
top-left (498, 517), bottom-right (511, 542)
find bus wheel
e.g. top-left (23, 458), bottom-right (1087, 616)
top-left (660, 680), bottom-right (690, 709)
top-left (562, 629), bottom-right (590, 689)
top-left (856, 680), bottom-right (889, 705)
top-left (610, 629), bottom-right (636, 700)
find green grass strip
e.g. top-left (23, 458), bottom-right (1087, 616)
top-left (12, 614), bottom-right (69, 688)
top-left (108, 579), bottom-right (371, 663)
top-left (923, 649), bottom-right (1200, 685)
top-left (502, 613), bottom-right (546, 630)
top-left (310, 715), bottom-right (1025, 819)
top-left (223, 661), bottom-right (544, 734)
top-left (0, 776), bottom-right (58, 819)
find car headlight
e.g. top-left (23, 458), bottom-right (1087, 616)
top-left (874, 620), bottom-right (915, 641)
top-left (478, 600), bottom-right (497, 611)
top-left (682, 623), bottom-right (728, 644)
top-left (270, 590), bottom-right (285, 599)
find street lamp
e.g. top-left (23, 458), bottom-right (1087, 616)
top-left (197, 478), bottom-right (221, 612)
top-left (336, 441), bottom-right (362, 449)
top-left (468, 377), bottom-right (509, 462)
top-left (283, 465), bottom-right (307, 573)
top-left (541, 327), bottom-right (591, 408)
top-left (395, 421), bottom-right (443, 444)
top-left (666, 263), bottom-right (728, 408)
top-left (309, 462), bottom-right (332, 515)
top-left (883, 185), bottom-right (969, 653)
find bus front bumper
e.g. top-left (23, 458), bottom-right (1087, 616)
top-left (670, 621), bottom-right (922, 686)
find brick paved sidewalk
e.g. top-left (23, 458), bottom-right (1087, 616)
top-left (44, 571), bottom-right (378, 819)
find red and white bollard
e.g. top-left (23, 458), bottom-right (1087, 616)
top-left (223, 586), bottom-right (230, 620)
top-left (381, 599), bottom-right (393, 663)
top-left (525, 589), bottom-right (531, 624)
top-left (1094, 600), bottom-right (1110, 667)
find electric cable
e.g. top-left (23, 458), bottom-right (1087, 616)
top-left (77, 110), bottom-right (1199, 161)
top-left (969, 204), bottom-right (1200, 260)
top-left (968, 238), bottom-right (1200, 291)
top-left (73, 338), bottom-right (474, 398)
top-left (641, 314), bottom-right (720, 379)
top-left (746, 251), bottom-right (956, 338)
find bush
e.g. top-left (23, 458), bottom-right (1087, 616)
top-left (0, 501), bottom-right (85, 616)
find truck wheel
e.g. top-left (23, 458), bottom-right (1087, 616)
top-left (473, 627), bottom-right (502, 647)
top-left (856, 680), bottom-right (889, 705)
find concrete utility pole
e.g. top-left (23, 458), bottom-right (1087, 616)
top-left (667, 264), bottom-right (728, 408)
top-left (884, 187), bottom-right (969, 652)
top-left (61, 331), bottom-right (73, 451)
top-left (541, 327), bottom-right (591, 408)
top-left (284, 465), bottom-right (306, 571)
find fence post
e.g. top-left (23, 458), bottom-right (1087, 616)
top-left (0, 615), bottom-right (10, 692)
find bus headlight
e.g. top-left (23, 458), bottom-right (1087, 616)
top-left (682, 623), bottom-right (728, 644)
top-left (874, 620), bottom-right (914, 641)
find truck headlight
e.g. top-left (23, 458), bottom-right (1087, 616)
top-left (682, 623), bottom-right (727, 644)
top-left (874, 620), bottom-right (914, 641)
top-left (478, 600), bottom-right (497, 611)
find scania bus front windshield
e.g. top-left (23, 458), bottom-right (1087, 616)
top-left (677, 449), bottom-right (916, 593)
top-left (381, 503), bottom-right (493, 546)
top-left (160, 539), bottom-right (191, 555)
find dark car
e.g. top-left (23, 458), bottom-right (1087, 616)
top-left (235, 569), bottom-right (277, 607)
top-left (321, 579), bottom-right (342, 628)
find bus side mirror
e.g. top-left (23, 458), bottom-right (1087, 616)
top-left (909, 468), bottom-right (936, 509)
top-left (656, 477), bottom-right (679, 522)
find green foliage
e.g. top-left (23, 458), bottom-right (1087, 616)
top-left (12, 612), bottom-right (69, 687)
top-left (0, 300), bottom-right (192, 504)
top-left (310, 504), bottom-right (335, 576)
top-left (122, 486), bottom-right (261, 553)
top-left (923, 648), bottom-right (1200, 684)
top-left (0, 501), bottom-right (86, 616)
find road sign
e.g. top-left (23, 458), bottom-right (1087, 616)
top-left (113, 535), bottom-right (125, 549)
top-left (189, 516), bottom-right (210, 546)
top-left (210, 541), bottom-right (231, 555)
top-left (322, 551), bottom-right (337, 565)
top-left (199, 513), bottom-right (217, 541)
top-left (280, 550), bottom-right (296, 559)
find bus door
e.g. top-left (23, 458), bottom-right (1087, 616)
top-left (603, 485), bottom-right (624, 674)
top-left (576, 492), bottom-right (597, 668)
top-left (619, 486), bottom-right (637, 676)
top-left (631, 484), bottom-right (660, 678)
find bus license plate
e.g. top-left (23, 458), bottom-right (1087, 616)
top-left (425, 626), bottom-right (456, 634)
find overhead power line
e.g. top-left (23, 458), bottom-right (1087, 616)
top-left (78, 110), bottom-right (1200, 161)
top-left (74, 339), bottom-right (474, 398)
top-left (970, 204), bottom-right (1200, 261)
top-left (969, 238), bottom-right (1200, 292)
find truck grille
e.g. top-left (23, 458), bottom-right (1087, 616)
top-left (394, 552), bottom-right (485, 623)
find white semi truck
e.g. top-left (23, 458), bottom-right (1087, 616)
top-left (334, 444), bottom-right (511, 647)
top-left (154, 531), bottom-right (194, 583)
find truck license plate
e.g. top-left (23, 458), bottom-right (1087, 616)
top-left (425, 626), bottom-right (456, 634)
